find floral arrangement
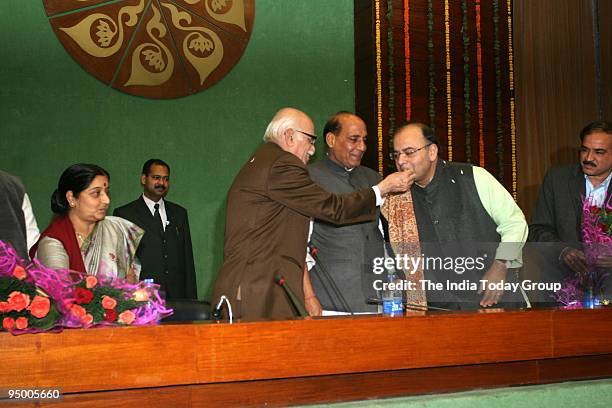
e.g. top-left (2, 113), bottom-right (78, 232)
top-left (64, 274), bottom-right (169, 328)
top-left (555, 198), bottom-right (611, 307)
top-left (0, 263), bottom-right (61, 333)
top-left (0, 240), bottom-right (172, 335)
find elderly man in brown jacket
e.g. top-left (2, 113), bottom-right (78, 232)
top-left (212, 108), bottom-right (413, 320)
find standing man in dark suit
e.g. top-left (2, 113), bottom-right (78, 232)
top-left (212, 108), bottom-right (413, 320)
top-left (529, 121), bottom-right (612, 276)
top-left (114, 159), bottom-right (197, 300)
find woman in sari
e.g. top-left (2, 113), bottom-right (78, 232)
top-left (30, 164), bottom-right (143, 282)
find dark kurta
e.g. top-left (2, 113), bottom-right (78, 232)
top-left (308, 158), bottom-right (383, 312)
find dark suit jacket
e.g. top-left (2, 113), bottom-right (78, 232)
top-left (528, 164), bottom-right (612, 296)
top-left (113, 197), bottom-right (197, 300)
top-left (529, 164), bottom-right (612, 246)
top-left (212, 142), bottom-right (378, 320)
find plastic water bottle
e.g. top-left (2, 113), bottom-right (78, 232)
top-left (382, 271), bottom-right (404, 316)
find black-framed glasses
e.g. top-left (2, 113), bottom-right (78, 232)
top-left (390, 143), bottom-right (432, 161)
top-left (294, 129), bottom-right (318, 145)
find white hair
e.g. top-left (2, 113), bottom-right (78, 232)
top-left (263, 108), bottom-right (301, 144)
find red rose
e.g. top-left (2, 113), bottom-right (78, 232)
top-left (118, 310), bottom-right (136, 325)
top-left (15, 316), bottom-right (28, 330)
top-left (12, 265), bottom-right (27, 280)
top-left (8, 291), bottom-right (30, 312)
top-left (2, 317), bottom-right (15, 330)
top-left (0, 302), bottom-right (10, 313)
top-left (103, 308), bottom-right (117, 322)
top-left (101, 296), bottom-right (117, 310)
top-left (82, 314), bottom-right (94, 325)
top-left (70, 304), bottom-right (86, 318)
top-left (74, 287), bottom-right (94, 304)
top-left (28, 296), bottom-right (51, 319)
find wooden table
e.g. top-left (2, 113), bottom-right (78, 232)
top-left (2, 308), bottom-right (612, 407)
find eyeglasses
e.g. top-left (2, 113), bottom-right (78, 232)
top-left (390, 143), bottom-right (432, 161)
top-left (294, 129), bottom-right (318, 145)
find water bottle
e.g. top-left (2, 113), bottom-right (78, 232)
top-left (382, 271), bottom-right (404, 316)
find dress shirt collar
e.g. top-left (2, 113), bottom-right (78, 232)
top-left (142, 194), bottom-right (165, 216)
top-left (584, 171), bottom-right (612, 207)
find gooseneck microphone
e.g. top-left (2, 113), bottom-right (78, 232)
top-left (308, 244), bottom-right (354, 314)
top-left (212, 298), bottom-right (223, 319)
top-left (274, 275), bottom-right (308, 317)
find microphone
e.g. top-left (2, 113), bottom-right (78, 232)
top-left (274, 275), bottom-right (308, 317)
top-left (212, 298), bottom-right (223, 319)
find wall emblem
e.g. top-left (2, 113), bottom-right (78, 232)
top-left (44, 0), bottom-right (255, 99)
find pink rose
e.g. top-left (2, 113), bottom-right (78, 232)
top-left (28, 296), bottom-right (51, 319)
top-left (82, 314), bottom-right (94, 325)
top-left (8, 291), bottom-right (30, 312)
top-left (2, 317), bottom-right (15, 330)
top-left (70, 304), bottom-right (86, 318)
top-left (133, 289), bottom-right (150, 302)
top-left (118, 310), bottom-right (136, 325)
top-left (15, 316), bottom-right (28, 330)
top-left (85, 276), bottom-right (98, 289)
top-left (101, 296), bottom-right (117, 310)
top-left (0, 302), bottom-right (10, 313)
top-left (12, 265), bottom-right (27, 280)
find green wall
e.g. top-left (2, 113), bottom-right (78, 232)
top-left (0, 0), bottom-right (356, 298)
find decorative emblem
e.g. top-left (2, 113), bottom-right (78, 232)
top-left (43, 0), bottom-right (254, 99)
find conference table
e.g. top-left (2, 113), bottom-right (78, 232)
top-left (2, 307), bottom-right (611, 407)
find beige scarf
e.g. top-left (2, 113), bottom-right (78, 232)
top-left (382, 191), bottom-right (427, 307)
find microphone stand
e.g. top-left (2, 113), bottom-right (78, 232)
top-left (275, 275), bottom-right (308, 317)
top-left (308, 244), bottom-right (354, 315)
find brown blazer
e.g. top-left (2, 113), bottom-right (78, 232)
top-left (212, 143), bottom-right (377, 320)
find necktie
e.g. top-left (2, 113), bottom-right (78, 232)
top-left (382, 191), bottom-right (427, 309)
top-left (153, 203), bottom-right (163, 230)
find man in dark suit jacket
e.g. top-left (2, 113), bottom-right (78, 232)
top-left (529, 121), bottom-right (612, 296)
top-left (114, 159), bottom-right (197, 300)
top-left (211, 108), bottom-right (413, 320)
